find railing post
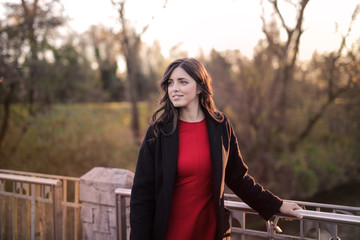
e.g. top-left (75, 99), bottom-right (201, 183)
top-left (116, 193), bottom-right (128, 240)
top-left (316, 207), bottom-right (321, 240)
top-left (120, 195), bottom-right (127, 240)
top-left (31, 184), bottom-right (36, 240)
top-left (240, 212), bottom-right (245, 240)
top-left (12, 183), bottom-right (16, 240)
top-left (115, 188), bottom-right (132, 240)
top-left (0, 180), bottom-right (3, 239)
top-left (74, 181), bottom-right (80, 240)
top-left (27, 183), bottom-right (31, 239)
top-left (300, 219), bottom-right (304, 239)
top-left (39, 185), bottom-right (45, 240)
top-left (230, 211), bottom-right (245, 240)
top-left (116, 193), bottom-right (120, 240)
top-left (53, 180), bottom-right (63, 240)
top-left (63, 180), bottom-right (67, 240)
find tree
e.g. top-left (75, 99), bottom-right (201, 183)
top-left (87, 25), bottom-right (126, 101)
top-left (19, 0), bottom-right (65, 114)
top-left (260, 0), bottom-right (359, 151)
top-left (289, 3), bottom-right (360, 150)
top-left (205, 49), bottom-right (237, 111)
top-left (49, 37), bottom-right (106, 103)
top-left (260, 0), bottom-right (309, 141)
top-left (0, 0), bottom-right (65, 149)
top-left (209, 1), bottom-right (360, 196)
top-left (0, 21), bottom-right (24, 148)
top-left (111, 0), bottom-right (167, 143)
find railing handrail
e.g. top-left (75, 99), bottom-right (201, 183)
top-left (115, 188), bottom-right (131, 196)
top-left (115, 187), bottom-right (360, 225)
top-left (0, 173), bottom-right (60, 186)
top-left (224, 193), bottom-right (360, 212)
top-left (0, 169), bottom-right (80, 182)
top-left (224, 200), bottom-right (360, 227)
top-left (289, 200), bottom-right (360, 212)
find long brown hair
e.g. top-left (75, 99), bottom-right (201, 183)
top-left (151, 58), bottom-right (223, 136)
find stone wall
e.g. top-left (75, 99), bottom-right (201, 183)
top-left (80, 167), bottom-right (134, 240)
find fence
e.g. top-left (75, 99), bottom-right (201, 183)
top-left (0, 169), bottom-right (81, 240)
top-left (115, 188), bottom-right (360, 240)
top-left (1, 169), bottom-right (359, 240)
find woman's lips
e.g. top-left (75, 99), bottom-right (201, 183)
top-left (172, 95), bottom-right (183, 100)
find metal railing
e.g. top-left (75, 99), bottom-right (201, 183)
top-left (115, 188), bottom-right (360, 240)
top-left (224, 193), bottom-right (360, 239)
top-left (0, 173), bottom-right (62, 240)
top-left (0, 169), bottom-right (82, 240)
top-left (115, 188), bottom-right (131, 240)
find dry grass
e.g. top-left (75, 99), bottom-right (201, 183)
top-left (0, 102), bottom-right (154, 177)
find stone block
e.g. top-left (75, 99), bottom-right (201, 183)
top-left (80, 167), bottom-right (134, 240)
top-left (80, 167), bottom-right (134, 206)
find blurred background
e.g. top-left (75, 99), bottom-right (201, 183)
top-left (0, 0), bottom-right (359, 203)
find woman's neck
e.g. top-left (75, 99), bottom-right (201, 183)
top-left (179, 106), bottom-right (205, 122)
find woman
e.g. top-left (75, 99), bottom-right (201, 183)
top-left (130, 58), bottom-right (302, 240)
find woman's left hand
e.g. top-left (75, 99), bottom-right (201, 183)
top-left (279, 201), bottom-right (303, 219)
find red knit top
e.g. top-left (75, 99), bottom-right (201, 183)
top-left (165, 119), bottom-right (216, 240)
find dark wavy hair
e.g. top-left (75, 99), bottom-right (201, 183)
top-left (151, 58), bottom-right (223, 136)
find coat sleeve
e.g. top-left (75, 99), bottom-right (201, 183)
top-left (223, 117), bottom-right (283, 220)
top-left (130, 126), bottom-right (156, 240)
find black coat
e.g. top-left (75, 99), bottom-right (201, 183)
top-left (130, 113), bottom-right (283, 240)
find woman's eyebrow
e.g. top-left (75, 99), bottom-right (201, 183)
top-left (168, 77), bottom-right (189, 81)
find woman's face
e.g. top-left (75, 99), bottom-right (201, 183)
top-left (168, 67), bottom-right (200, 111)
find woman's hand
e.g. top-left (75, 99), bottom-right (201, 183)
top-left (279, 201), bottom-right (303, 219)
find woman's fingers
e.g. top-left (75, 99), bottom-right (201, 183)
top-left (280, 201), bottom-right (303, 219)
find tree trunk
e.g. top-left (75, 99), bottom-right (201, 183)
top-left (0, 82), bottom-right (16, 149)
top-left (126, 58), bottom-right (141, 144)
top-left (22, 0), bottom-right (40, 117)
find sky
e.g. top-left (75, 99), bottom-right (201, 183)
top-left (4, 0), bottom-right (360, 60)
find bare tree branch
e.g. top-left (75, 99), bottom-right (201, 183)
top-left (289, 3), bottom-right (360, 151)
top-left (269, 0), bottom-right (291, 33)
top-left (111, 0), bottom-right (167, 143)
top-left (262, 0), bottom-right (310, 135)
top-left (260, 1), bottom-right (282, 58)
top-left (289, 0), bottom-right (309, 66)
top-left (336, 3), bottom-right (359, 58)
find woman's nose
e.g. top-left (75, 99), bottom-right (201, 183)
top-left (173, 82), bottom-right (180, 91)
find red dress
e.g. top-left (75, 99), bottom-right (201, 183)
top-left (165, 119), bottom-right (217, 240)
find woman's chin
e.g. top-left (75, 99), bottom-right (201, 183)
top-left (171, 102), bottom-right (184, 108)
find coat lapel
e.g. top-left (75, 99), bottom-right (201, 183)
top-left (161, 123), bottom-right (179, 205)
top-left (206, 117), bottom-right (223, 202)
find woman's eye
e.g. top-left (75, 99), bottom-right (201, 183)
top-left (180, 81), bottom-right (188, 85)
top-left (168, 80), bottom-right (174, 85)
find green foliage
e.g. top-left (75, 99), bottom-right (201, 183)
top-left (0, 103), bottom-right (152, 177)
top-left (203, 46), bottom-right (360, 199)
top-left (49, 42), bottom-right (107, 103)
top-left (271, 116), bottom-right (359, 198)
